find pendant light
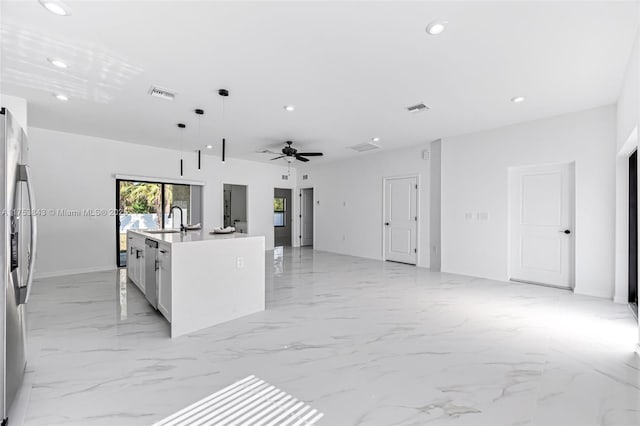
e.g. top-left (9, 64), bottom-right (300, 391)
top-left (218, 89), bottom-right (229, 163)
top-left (195, 109), bottom-right (204, 170)
top-left (177, 123), bottom-right (186, 176)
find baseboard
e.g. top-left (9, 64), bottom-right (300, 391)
top-left (34, 266), bottom-right (118, 280)
top-left (573, 287), bottom-right (613, 300)
top-left (614, 296), bottom-right (629, 304)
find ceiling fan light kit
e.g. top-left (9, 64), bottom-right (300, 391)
top-left (266, 140), bottom-right (323, 163)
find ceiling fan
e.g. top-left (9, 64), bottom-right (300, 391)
top-left (265, 141), bottom-right (323, 163)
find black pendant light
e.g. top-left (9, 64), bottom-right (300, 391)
top-left (177, 123), bottom-right (186, 176)
top-left (195, 109), bottom-right (204, 170)
top-left (219, 89), bottom-right (229, 163)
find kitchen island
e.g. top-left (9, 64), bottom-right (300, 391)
top-left (126, 229), bottom-right (265, 338)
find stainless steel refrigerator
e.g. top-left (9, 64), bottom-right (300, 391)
top-left (0, 107), bottom-right (36, 425)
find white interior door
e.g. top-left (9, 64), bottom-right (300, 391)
top-left (384, 176), bottom-right (417, 264)
top-left (510, 163), bottom-right (573, 288)
top-left (300, 188), bottom-right (313, 247)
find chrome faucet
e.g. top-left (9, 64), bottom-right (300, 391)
top-left (168, 205), bottom-right (186, 233)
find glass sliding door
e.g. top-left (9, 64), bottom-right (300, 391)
top-left (164, 184), bottom-right (191, 229)
top-left (116, 180), bottom-right (203, 267)
top-left (116, 180), bottom-right (163, 267)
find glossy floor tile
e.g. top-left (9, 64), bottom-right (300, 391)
top-left (24, 248), bottom-right (640, 426)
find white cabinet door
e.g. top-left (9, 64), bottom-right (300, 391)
top-left (157, 245), bottom-right (171, 321)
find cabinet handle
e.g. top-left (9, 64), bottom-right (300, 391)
top-left (160, 250), bottom-right (167, 254)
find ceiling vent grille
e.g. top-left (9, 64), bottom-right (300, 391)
top-left (349, 142), bottom-right (381, 152)
top-left (407, 103), bottom-right (430, 113)
top-left (148, 86), bottom-right (176, 101)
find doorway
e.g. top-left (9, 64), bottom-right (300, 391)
top-left (223, 184), bottom-right (248, 233)
top-left (300, 188), bottom-right (314, 247)
top-left (629, 151), bottom-right (638, 313)
top-left (383, 176), bottom-right (418, 265)
top-left (274, 188), bottom-right (292, 247)
top-left (509, 163), bottom-right (574, 289)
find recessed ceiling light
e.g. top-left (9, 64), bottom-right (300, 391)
top-left (206, 145), bottom-right (213, 149)
top-left (39, 0), bottom-right (71, 16)
top-left (47, 57), bottom-right (68, 69)
top-left (372, 137), bottom-right (380, 142)
top-left (511, 96), bottom-right (526, 103)
top-left (54, 93), bottom-right (69, 101)
top-left (426, 20), bottom-right (448, 35)
top-left (284, 105), bottom-right (295, 112)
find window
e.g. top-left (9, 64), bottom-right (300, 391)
top-left (274, 197), bottom-right (286, 227)
top-left (116, 179), bottom-right (202, 267)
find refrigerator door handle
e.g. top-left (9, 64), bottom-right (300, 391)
top-left (18, 164), bottom-right (37, 304)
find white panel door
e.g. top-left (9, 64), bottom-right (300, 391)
top-left (510, 163), bottom-right (573, 288)
top-left (300, 188), bottom-right (314, 247)
top-left (384, 177), bottom-right (417, 264)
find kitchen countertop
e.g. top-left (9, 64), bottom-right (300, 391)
top-left (129, 229), bottom-right (260, 245)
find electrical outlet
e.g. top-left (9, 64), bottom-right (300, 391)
top-left (236, 257), bottom-right (245, 268)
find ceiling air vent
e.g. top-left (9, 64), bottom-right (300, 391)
top-left (349, 142), bottom-right (381, 153)
top-left (407, 103), bottom-right (430, 113)
top-left (148, 86), bottom-right (176, 101)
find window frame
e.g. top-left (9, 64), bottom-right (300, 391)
top-left (116, 179), bottom-right (197, 267)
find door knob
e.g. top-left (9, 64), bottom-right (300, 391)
top-left (560, 229), bottom-right (571, 234)
top-left (384, 222), bottom-right (390, 226)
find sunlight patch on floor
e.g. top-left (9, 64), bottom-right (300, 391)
top-left (153, 375), bottom-right (324, 426)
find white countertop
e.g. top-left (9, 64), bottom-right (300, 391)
top-left (129, 229), bottom-right (262, 245)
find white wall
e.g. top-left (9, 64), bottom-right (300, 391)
top-left (297, 144), bottom-right (432, 267)
top-left (617, 27), bottom-right (639, 153)
top-left (28, 127), bottom-right (296, 277)
top-left (442, 106), bottom-right (617, 299)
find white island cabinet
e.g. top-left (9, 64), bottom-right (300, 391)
top-left (126, 230), bottom-right (265, 338)
top-left (126, 232), bottom-right (146, 293)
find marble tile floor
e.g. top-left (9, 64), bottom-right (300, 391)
top-left (23, 248), bottom-right (640, 426)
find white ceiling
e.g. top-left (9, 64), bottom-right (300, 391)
top-left (1, 1), bottom-right (638, 164)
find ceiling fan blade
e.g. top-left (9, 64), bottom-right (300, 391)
top-left (257, 149), bottom-right (279, 154)
top-left (296, 152), bottom-right (323, 156)
top-left (295, 155), bottom-right (310, 162)
top-left (270, 155), bottom-right (285, 160)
